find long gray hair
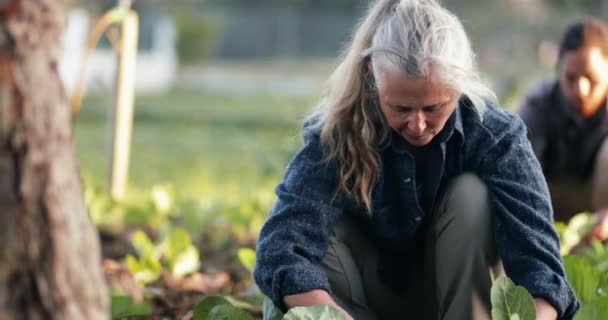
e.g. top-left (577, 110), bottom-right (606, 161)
top-left (307, 0), bottom-right (494, 211)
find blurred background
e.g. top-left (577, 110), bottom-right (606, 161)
top-left (63, 1), bottom-right (608, 316)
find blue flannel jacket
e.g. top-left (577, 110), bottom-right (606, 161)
top-left (253, 98), bottom-right (580, 319)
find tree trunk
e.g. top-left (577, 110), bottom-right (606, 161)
top-left (0, 1), bottom-right (108, 319)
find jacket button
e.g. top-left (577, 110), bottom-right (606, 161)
top-left (403, 177), bottom-right (412, 183)
top-left (415, 216), bottom-right (422, 222)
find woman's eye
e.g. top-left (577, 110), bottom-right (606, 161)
top-left (424, 105), bottom-right (441, 113)
top-left (392, 106), bottom-right (411, 113)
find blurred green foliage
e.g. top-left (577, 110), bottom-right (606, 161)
top-left (125, 227), bottom-right (201, 285)
top-left (76, 89), bottom-right (313, 240)
top-left (111, 295), bottom-right (153, 319)
top-left (173, 9), bottom-right (221, 65)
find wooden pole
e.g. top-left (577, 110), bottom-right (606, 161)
top-left (107, 11), bottom-right (138, 200)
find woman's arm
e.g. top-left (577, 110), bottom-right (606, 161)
top-left (476, 112), bottom-right (579, 318)
top-left (253, 133), bottom-right (345, 312)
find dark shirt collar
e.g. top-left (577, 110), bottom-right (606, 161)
top-left (385, 97), bottom-right (465, 154)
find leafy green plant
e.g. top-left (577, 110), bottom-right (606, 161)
top-left (556, 213), bottom-right (596, 255)
top-left (111, 294), bottom-right (153, 319)
top-left (193, 296), bottom-right (255, 320)
top-left (125, 253), bottom-right (163, 285)
top-left (491, 275), bottom-right (536, 320)
top-left (283, 305), bottom-right (345, 320)
top-left (165, 227), bottom-right (201, 279)
top-left (194, 296), bottom-right (345, 320)
top-left (574, 297), bottom-right (608, 320)
top-left (564, 255), bottom-right (606, 304)
top-left (125, 227), bottom-right (201, 285)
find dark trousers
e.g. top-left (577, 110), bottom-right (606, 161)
top-left (322, 174), bottom-right (499, 320)
top-left (548, 137), bottom-right (608, 222)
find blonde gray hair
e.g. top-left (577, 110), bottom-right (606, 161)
top-left (307, 0), bottom-right (494, 211)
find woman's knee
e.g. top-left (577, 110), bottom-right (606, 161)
top-left (321, 218), bottom-right (370, 312)
top-left (441, 173), bottom-right (491, 233)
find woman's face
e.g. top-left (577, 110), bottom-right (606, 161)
top-left (375, 69), bottom-right (460, 147)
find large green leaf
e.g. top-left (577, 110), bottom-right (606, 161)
top-left (237, 248), bottom-right (256, 273)
top-left (283, 304), bottom-right (345, 320)
top-left (208, 304), bottom-right (255, 320)
top-left (491, 275), bottom-right (536, 320)
top-left (110, 295), bottom-right (153, 319)
top-left (573, 297), bottom-right (608, 320)
top-left (193, 296), bottom-right (232, 320)
top-left (564, 255), bottom-right (602, 304)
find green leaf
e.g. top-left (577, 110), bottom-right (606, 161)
top-left (193, 296), bottom-right (232, 320)
top-left (573, 297), bottom-right (608, 320)
top-left (283, 304), bottom-right (345, 320)
top-left (491, 275), bottom-right (536, 320)
top-left (110, 295), bottom-right (152, 319)
top-left (170, 245), bottom-right (201, 279)
top-left (564, 255), bottom-right (602, 304)
top-left (237, 248), bottom-right (256, 273)
top-left (165, 228), bottom-right (201, 279)
top-left (262, 298), bottom-right (284, 320)
top-left (208, 304), bottom-right (255, 320)
top-left (125, 254), bottom-right (162, 285)
top-left (131, 229), bottom-right (155, 257)
top-left (166, 228), bottom-right (194, 261)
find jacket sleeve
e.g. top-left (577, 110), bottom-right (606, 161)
top-left (478, 116), bottom-right (580, 319)
top-left (253, 132), bottom-right (344, 311)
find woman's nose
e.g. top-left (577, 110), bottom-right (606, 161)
top-left (408, 111), bottom-right (426, 135)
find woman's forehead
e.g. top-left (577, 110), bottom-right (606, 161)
top-left (378, 70), bottom-right (459, 106)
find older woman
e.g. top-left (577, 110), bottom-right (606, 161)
top-left (254, 1), bottom-right (579, 319)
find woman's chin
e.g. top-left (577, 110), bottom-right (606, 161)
top-left (403, 134), bottom-right (432, 147)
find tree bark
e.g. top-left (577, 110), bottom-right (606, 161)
top-left (0, 1), bottom-right (108, 319)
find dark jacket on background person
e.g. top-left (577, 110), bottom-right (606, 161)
top-left (254, 97), bottom-right (580, 319)
top-left (518, 80), bottom-right (608, 180)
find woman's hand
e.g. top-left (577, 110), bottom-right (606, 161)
top-left (284, 290), bottom-right (353, 320)
top-left (534, 298), bottom-right (558, 320)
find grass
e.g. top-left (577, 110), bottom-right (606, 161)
top-left (75, 89), bottom-right (317, 232)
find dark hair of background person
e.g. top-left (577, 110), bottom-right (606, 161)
top-left (558, 17), bottom-right (608, 63)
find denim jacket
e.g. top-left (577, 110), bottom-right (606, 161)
top-left (253, 98), bottom-right (580, 319)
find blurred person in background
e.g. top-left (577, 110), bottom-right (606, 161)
top-left (254, 0), bottom-right (579, 319)
top-left (518, 18), bottom-right (608, 241)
